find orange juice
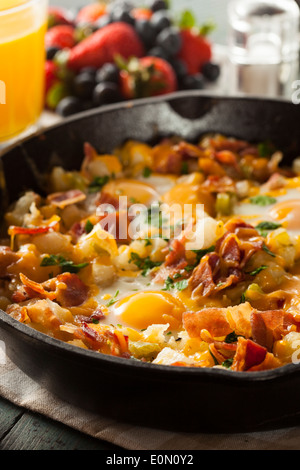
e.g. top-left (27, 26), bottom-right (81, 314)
top-left (0, 0), bottom-right (47, 142)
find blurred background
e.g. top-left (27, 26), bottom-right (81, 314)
top-left (49, 0), bottom-right (231, 45)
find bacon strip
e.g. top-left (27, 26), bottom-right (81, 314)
top-left (231, 337), bottom-right (267, 371)
top-left (154, 238), bottom-right (188, 283)
top-left (17, 272), bottom-right (89, 307)
top-left (250, 309), bottom-right (300, 351)
top-left (183, 308), bottom-right (233, 338)
top-left (47, 189), bottom-right (86, 209)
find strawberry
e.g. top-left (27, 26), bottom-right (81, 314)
top-left (48, 6), bottom-right (74, 28)
top-left (119, 56), bottom-right (177, 99)
top-left (177, 29), bottom-right (212, 75)
top-left (67, 22), bottom-right (144, 71)
top-left (45, 60), bottom-right (58, 95)
top-left (76, 2), bottom-right (107, 24)
top-left (45, 25), bottom-right (76, 50)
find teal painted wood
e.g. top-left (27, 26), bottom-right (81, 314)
top-left (0, 398), bottom-right (23, 440)
top-left (0, 397), bottom-right (121, 450)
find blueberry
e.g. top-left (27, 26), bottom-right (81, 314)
top-left (170, 59), bottom-right (188, 80)
top-left (201, 62), bottom-right (221, 82)
top-left (93, 82), bottom-right (122, 107)
top-left (150, 10), bottom-right (171, 34)
top-left (135, 19), bottom-right (157, 48)
top-left (150, 0), bottom-right (168, 12)
top-left (155, 26), bottom-right (182, 57)
top-left (110, 8), bottom-right (135, 25)
top-left (96, 63), bottom-right (120, 85)
top-left (56, 96), bottom-right (83, 117)
top-left (46, 46), bottom-right (60, 60)
top-left (80, 67), bottom-right (97, 77)
top-left (180, 74), bottom-right (205, 90)
top-left (147, 46), bottom-right (171, 62)
top-left (73, 72), bottom-right (96, 99)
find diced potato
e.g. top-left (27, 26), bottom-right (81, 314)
top-left (76, 224), bottom-right (118, 260)
top-left (91, 260), bottom-right (116, 286)
top-left (5, 192), bottom-right (41, 226)
top-left (152, 347), bottom-right (195, 365)
top-left (33, 231), bottom-right (73, 255)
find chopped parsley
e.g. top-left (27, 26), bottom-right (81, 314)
top-left (258, 141), bottom-right (274, 157)
top-left (192, 245), bottom-right (215, 265)
top-left (255, 221), bottom-right (281, 237)
top-left (181, 161), bottom-right (189, 175)
top-left (106, 290), bottom-right (119, 307)
top-left (129, 252), bottom-right (162, 276)
top-left (249, 195), bottom-right (277, 206)
top-left (88, 175), bottom-right (110, 193)
top-left (247, 265), bottom-right (268, 276)
top-left (225, 331), bottom-right (241, 343)
top-left (222, 358), bottom-right (233, 369)
top-left (85, 219), bottom-right (94, 233)
top-left (40, 255), bottom-right (88, 273)
top-left (262, 243), bottom-right (276, 257)
top-left (162, 276), bottom-right (188, 292)
top-left (142, 166), bottom-right (152, 178)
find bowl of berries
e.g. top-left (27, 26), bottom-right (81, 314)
top-left (45, 0), bottom-right (222, 117)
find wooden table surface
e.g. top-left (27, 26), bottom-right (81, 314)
top-left (0, 0), bottom-right (230, 451)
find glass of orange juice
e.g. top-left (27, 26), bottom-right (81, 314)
top-left (0, 0), bottom-right (48, 143)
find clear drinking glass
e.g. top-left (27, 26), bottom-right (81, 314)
top-left (227, 0), bottom-right (300, 97)
top-left (0, 0), bottom-right (48, 144)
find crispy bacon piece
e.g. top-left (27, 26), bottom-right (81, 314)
top-left (183, 308), bottom-right (233, 338)
top-left (183, 303), bottom-right (253, 340)
top-left (173, 141), bottom-right (204, 159)
top-left (189, 253), bottom-right (222, 297)
top-left (69, 221), bottom-right (87, 243)
top-left (16, 272), bottom-right (89, 307)
top-left (54, 273), bottom-right (89, 307)
top-left (19, 273), bottom-right (57, 301)
top-left (203, 136), bottom-right (249, 153)
top-left (151, 141), bottom-right (183, 175)
top-left (215, 150), bottom-right (238, 167)
top-left (8, 219), bottom-right (59, 236)
top-left (185, 218), bottom-right (265, 298)
top-left (47, 189), bottom-right (86, 209)
top-left (74, 322), bottom-right (129, 357)
top-left (154, 238), bottom-right (188, 283)
top-left (217, 233), bottom-right (241, 268)
top-left (74, 307), bottom-right (106, 324)
top-left (95, 192), bottom-right (120, 210)
top-left (231, 337), bottom-right (267, 371)
top-left (250, 309), bottom-right (300, 351)
top-left (202, 175), bottom-right (236, 194)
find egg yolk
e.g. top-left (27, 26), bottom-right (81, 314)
top-left (161, 182), bottom-right (215, 217)
top-left (270, 199), bottom-right (300, 231)
top-left (113, 291), bottom-right (185, 330)
top-left (103, 179), bottom-right (159, 205)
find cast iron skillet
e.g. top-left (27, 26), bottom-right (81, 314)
top-left (1, 91), bottom-right (300, 434)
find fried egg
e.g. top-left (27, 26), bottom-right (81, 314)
top-left (234, 187), bottom-right (300, 237)
top-left (96, 274), bottom-right (184, 332)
